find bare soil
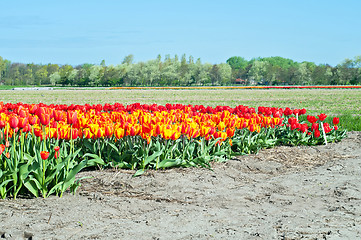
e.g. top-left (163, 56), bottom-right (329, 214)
top-left (1, 132), bottom-right (361, 240)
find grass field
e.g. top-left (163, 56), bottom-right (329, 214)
top-left (1, 88), bottom-right (360, 130)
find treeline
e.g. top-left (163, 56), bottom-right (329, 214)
top-left (0, 54), bottom-right (360, 87)
top-left (227, 56), bottom-right (361, 86)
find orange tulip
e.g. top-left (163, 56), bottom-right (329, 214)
top-left (83, 128), bottom-right (93, 139)
top-left (226, 127), bottom-right (235, 138)
top-left (104, 124), bottom-right (114, 138)
top-left (114, 127), bottom-right (125, 139)
top-left (217, 121), bottom-right (226, 131)
top-left (95, 128), bottom-right (104, 138)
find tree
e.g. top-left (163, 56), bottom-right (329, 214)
top-left (179, 54), bottom-right (189, 85)
top-left (24, 66), bottom-right (34, 85)
top-left (58, 65), bottom-right (74, 86)
top-left (46, 64), bottom-right (60, 77)
top-left (33, 66), bottom-right (48, 85)
top-left (49, 72), bottom-right (61, 85)
top-left (143, 60), bottom-right (161, 86)
top-left (226, 56), bottom-right (248, 70)
top-left (294, 62), bottom-right (311, 85)
top-left (89, 65), bottom-right (104, 86)
top-left (217, 63), bottom-right (232, 85)
top-left (100, 59), bottom-right (106, 67)
top-left (122, 54), bottom-right (134, 65)
top-left (125, 63), bottom-right (142, 86)
top-left (160, 59), bottom-right (179, 86)
top-left (248, 61), bottom-right (268, 84)
top-left (0, 56), bottom-right (6, 84)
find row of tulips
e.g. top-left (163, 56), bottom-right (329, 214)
top-left (0, 102), bottom-right (346, 198)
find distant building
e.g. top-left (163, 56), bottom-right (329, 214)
top-left (234, 78), bottom-right (246, 85)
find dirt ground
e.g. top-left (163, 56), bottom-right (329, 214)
top-left (1, 132), bottom-right (361, 240)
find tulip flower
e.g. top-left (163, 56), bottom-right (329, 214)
top-left (39, 113), bottom-right (50, 126)
top-left (114, 127), bottom-right (125, 139)
top-left (299, 108), bottom-right (307, 115)
top-left (307, 115), bottom-right (317, 123)
top-left (9, 116), bottom-right (19, 129)
top-left (40, 151), bottom-right (50, 160)
top-left (318, 113), bottom-right (327, 121)
top-left (314, 130), bottom-right (321, 138)
top-left (29, 115), bottom-right (39, 125)
top-left (67, 111), bottom-right (78, 125)
top-left (333, 117), bottom-right (339, 125)
top-left (0, 144), bottom-right (5, 155)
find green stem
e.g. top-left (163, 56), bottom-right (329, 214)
top-left (13, 130), bottom-right (17, 199)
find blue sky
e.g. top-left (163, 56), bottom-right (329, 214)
top-left (1, 0), bottom-right (360, 66)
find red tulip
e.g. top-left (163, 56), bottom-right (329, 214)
top-left (333, 117), bottom-right (339, 125)
top-left (40, 151), bottom-right (50, 160)
top-left (300, 123), bottom-right (308, 133)
top-left (299, 108), bottom-right (307, 115)
top-left (226, 127), bottom-right (235, 138)
top-left (71, 128), bottom-right (79, 139)
top-left (307, 115), bottom-right (317, 123)
top-left (311, 123), bottom-right (319, 131)
top-left (323, 122), bottom-right (332, 133)
top-left (318, 113), bottom-right (327, 121)
top-left (67, 111), bottom-right (78, 125)
top-left (293, 109), bottom-right (300, 116)
top-left (0, 144), bottom-right (5, 155)
top-left (54, 110), bottom-right (65, 122)
top-left (314, 130), bottom-right (321, 138)
top-left (104, 124), bottom-right (114, 137)
top-left (284, 107), bottom-right (293, 116)
top-left (0, 120), bottom-right (6, 129)
top-left (288, 117), bottom-right (298, 125)
top-left (29, 104), bottom-right (38, 114)
top-left (29, 115), bottom-right (39, 125)
top-left (18, 117), bottom-right (28, 129)
top-left (9, 116), bottom-right (19, 129)
top-left (39, 113), bottom-right (50, 126)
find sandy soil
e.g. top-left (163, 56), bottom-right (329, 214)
top-left (1, 132), bottom-right (361, 240)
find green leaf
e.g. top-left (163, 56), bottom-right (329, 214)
top-left (24, 177), bottom-right (41, 197)
top-left (133, 169), bottom-right (145, 177)
top-left (107, 142), bottom-right (119, 152)
top-left (158, 159), bottom-right (181, 169)
top-left (18, 162), bottom-right (32, 181)
top-left (144, 150), bottom-right (163, 166)
top-left (46, 182), bottom-right (64, 197)
top-left (0, 179), bottom-right (13, 189)
top-left (83, 139), bottom-right (95, 152)
top-left (83, 153), bottom-right (105, 166)
top-left (61, 160), bottom-right (88, 193)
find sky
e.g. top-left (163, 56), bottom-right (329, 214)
top-left (1, 0), bottom-right (361, 66)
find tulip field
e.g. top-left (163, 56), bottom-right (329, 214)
top-left (0, 88), bottom-right (355, 199)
